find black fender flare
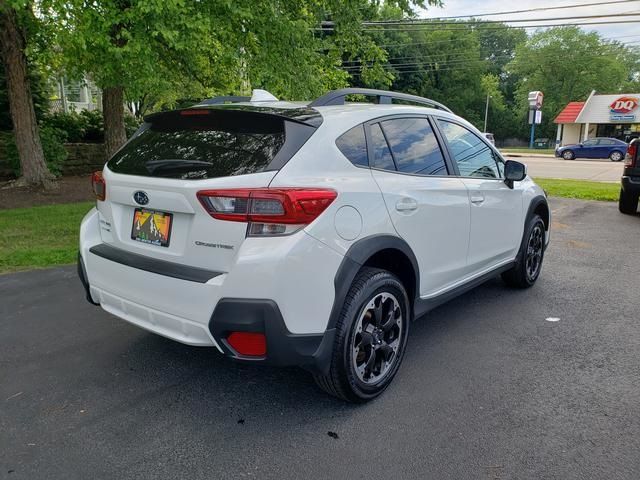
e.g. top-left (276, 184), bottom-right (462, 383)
top-left (307, 235), bottom-right (419, 375)
top-left (327, 235), bottom-right (419, 331)
top-left (526, 195), bottom-right (549, 231)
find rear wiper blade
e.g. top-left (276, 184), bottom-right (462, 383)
top-left (145, 159), bottom-right (211, 174)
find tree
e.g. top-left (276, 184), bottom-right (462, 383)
top-left (354, 15), bottom-right (488, 128)
top-left (0, 0), bottom-right (53, 186)
top-left (41, 1), bottom-right (436, 157)
top-left (507, 27), bottom-right (638, 139)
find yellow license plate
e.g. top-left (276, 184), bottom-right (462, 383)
top-left (131, 208), bottom-right (173, 247)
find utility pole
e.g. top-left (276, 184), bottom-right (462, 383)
top-left (483, 95), bottom-right (491, 132)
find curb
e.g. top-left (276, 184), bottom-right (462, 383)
top-left (501, 152), bottom-right (556, 159)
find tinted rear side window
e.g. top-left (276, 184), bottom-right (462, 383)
top-left (108, 110), bottom-right (288, 179)
top-left (336, 125), bottom-right (368, 167)
top-left (380, 118), bottom-right (447, 175)
top-left (370, 123), bottom-right (395, 170)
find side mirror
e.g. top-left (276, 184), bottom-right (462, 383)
top-left (504, 160), bottom-right (526, 188)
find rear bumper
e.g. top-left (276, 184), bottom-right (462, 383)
top-left (209, 299), bottom-right (335, 372)
top-left (78, 207), bottom-right (343, 370)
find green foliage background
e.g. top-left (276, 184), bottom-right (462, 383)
top-left (2, 0), bottom-right (640, 155)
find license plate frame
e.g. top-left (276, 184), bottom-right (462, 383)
top-left (131, 208), bottom-right (173, 248)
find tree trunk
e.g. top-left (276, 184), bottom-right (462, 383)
top-left (0, 1), bottom-right (53, 187)
top-left (102, 86), bottom-right (127, 158)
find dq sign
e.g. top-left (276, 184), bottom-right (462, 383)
top-left (610, 96), bottom-right (639, 114)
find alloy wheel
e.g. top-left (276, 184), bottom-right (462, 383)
top-left (351, 292), bottom-right (403, 385)
top-left (525, 224), bottom-right (544, 281)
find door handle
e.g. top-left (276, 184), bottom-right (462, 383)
top-left (470, 195), bottom-right (485, 205)
top-left (395, 198), bottom-right (418, 212)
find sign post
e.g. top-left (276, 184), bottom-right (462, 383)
top-left (529, 115), bottom-right (536, 149)
top-left (528, 91), bottom-right (544, 149)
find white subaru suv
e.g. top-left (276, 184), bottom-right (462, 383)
top-left (78, 88), bottom-right (550, 402)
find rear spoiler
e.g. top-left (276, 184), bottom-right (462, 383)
top-left (143, 105), bottom-right (323, 129)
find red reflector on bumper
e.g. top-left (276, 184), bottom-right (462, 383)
top-left (227, 332), bottom-right (267, 357)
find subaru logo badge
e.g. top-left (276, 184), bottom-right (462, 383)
top-left (133, 191), bottom-right (149, 205)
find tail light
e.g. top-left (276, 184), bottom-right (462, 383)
top-left (197, 188), bottom-right (337, 236)
top-left (625, 140), bottom-right (638, 167)
top-left (92, 171), bottom-right (106, 201)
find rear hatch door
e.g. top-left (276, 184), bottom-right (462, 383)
top-left (96, 106), bottom-right (318, 273)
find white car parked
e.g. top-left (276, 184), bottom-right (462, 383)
top-left (78, 88), bottom-right (550, 402)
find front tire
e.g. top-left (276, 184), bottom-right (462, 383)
top-left (609, 151), bottom-right (624, 162)
top-left (502, 214), bottom-right (546, 288)
top-left (314, 267), bottom-right (410, 402)
top-left (619, 188), bottom-right (639, 214)
top-left (562, 150), bottom-right (575, 160)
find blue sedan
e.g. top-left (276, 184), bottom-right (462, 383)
top-left (556, 137), bottom-right (628, 162)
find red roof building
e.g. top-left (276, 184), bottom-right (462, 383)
top-left (553, 91), bottom-right (640, 146)
top-left (554, 102), bottom-right (585, 124)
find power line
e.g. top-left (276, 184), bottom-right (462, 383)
top-left (374, 33), bottom-right (640, 50)
top-left (342, 49), bottom-right (640, 73)
top-left (320, 0), bottom-right (640, 26)
top-left (350, 58), bottom-right (638, 75)
top-left (345, 38), bottom-right (640, 65)
top-left (348, 38), bottom-right (640, 64)
top-left (365, 0), bottom-right (640, 24)
top-left (367, 12), bottom-right (640, 27)
top-left (354, 19), bottom-right (640, 32)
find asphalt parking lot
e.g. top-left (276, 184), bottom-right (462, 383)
top-left (1, 197), bottom-right (639, 480)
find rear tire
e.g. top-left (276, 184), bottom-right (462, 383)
top-left (619, 188), bottom-right (639, 215)
top-left (313, 267), bottom-right (410, 403)
top-left (609, 151), bottom-right (624, 162)
top-left (562, 150), bottom-right (575, 160)
top-left (502, 215), bottom-right (546, 289)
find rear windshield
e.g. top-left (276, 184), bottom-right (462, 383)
top-left (108, 110), bottom-right (287, 179)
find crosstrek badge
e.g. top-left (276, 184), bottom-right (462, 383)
top-left (609, 96), bottom-right (639, 114)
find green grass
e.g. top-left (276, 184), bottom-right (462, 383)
top-left (0, 202), bottom-right (93, 274)
top-left (0, 179), bottom-right (621, 274)
top-left (533, 178), bottom-right (619, 202)
top-left (501, 147), bottom-right (556, 155)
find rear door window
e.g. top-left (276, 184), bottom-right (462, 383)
top-left (379, 118), bottom-right (447, 175)
top-left (437, 120), bottom-right (503, 178)
top-left (108, 109), bottom-right (289, 179)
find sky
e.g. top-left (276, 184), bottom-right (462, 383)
top-left (417, 0), bottom-right (640, 46)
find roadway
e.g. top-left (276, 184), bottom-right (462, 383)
top-left (504, 154), bottom-right (624, 182)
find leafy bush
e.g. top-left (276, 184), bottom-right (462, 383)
top-left (42, 109), bottom-right (141, 143)
top-left (42, 110), bottom-right (100, 143)
top-left (0, 125), bottom-right (67, 177)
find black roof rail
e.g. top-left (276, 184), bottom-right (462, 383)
top-left (196, 95), bottom-right (251, 105)
top-left (309, 88), bottom-right (452, 113)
